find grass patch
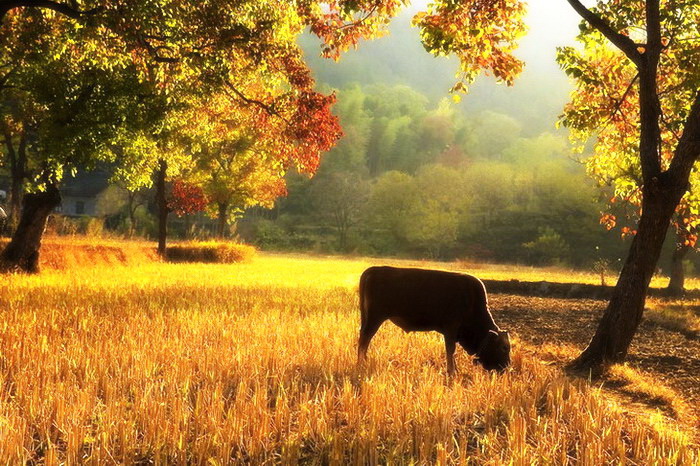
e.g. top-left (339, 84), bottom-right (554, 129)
top-left (165, 241), bottom-right (256, 263)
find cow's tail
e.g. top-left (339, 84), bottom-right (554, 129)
top-left (359, 268), bottom-right (371, 328)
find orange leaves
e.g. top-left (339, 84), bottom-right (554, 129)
top-left (620, 226), bottom-right (636, 237)
top-left (302, 0), bottom-right (407, 60)
top-left (413, 0), bottom-right (527, 89)
top-left (683, 234), bottom-right (697, 248)
top-left (600, 213), bottom-right (617, 230)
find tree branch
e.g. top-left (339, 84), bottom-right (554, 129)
top-left (666, 91), bottom-right (700, 189)
top-left (224, 80), bottom-right (289, 124)
top-left (645, 0), bottom-right (662, 56)
top-left (566, 0), bottom-right (643, 67)
top-left (0, 0), bottom-right (100, 23)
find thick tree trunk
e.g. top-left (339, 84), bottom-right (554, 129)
top-left (667, 243), bottom-right (690, 297)
top-left (569, 189), bottom-right (679, 372)
top-left (217, 202), bottom-right (229, 238)
top-left (0, 183), bottom-right (61, 273)
top-left (156, 160), bottom-right (168, 255)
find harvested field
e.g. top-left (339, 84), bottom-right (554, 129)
top-left (0, 252), bottom-right (697, 463)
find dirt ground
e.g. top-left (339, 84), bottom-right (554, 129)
top-left (490, 294), bottom-right (700, 426)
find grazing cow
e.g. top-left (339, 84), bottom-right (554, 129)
top-left (358, 266), bottom-right (511, 374)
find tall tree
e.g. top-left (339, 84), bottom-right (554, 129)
top-left (1, 1), bottom-right (342, 264)
top-left (0, 11), bottom-right (158, 271)
top-left (554, 0), bottom-right (700, 370)
top-left (557, 2), bottom-right (700, 296)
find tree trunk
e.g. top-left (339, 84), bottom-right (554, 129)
top-left (569, 189), bottom-right (679, 372)
top-left (666, 242), bottom-right (690, 297)
top-left (217, 202), bottom-right (229, 238)
top-left (2, 125), bottom-right (26, 231)
top-left (0, 183), bottom-right (61, 273)
top-left (156, 160), bottom-right (168, 255)
top-left (184, 214), bottom-right (191, 240)
top-left (9, 171), bottom-right (23, 230)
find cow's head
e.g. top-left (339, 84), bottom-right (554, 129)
top-left (475, 330), bottom-right (511, 372)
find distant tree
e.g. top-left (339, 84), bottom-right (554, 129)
top-left (312, 171), bottom-right (368, 251)
top-left (366, 165), bottom-right (466, 257)
top-left (115, 184), bottom-right (150, 237)
top-left (366, 171), bottom-right (418, 247)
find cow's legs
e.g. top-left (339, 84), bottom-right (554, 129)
top-left (445, 337), bottom-right (457, 376)
top-left (358, 317), bottom-right (383, 363)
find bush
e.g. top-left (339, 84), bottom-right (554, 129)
top-left (165, 241), bottom-right (256, 263)
top-left (522, 227), bottom-right (570, 266)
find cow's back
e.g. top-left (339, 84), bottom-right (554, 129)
top-left (360, 266), bottom-right (487, 333)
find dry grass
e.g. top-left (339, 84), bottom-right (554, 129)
top-left (0, 236), bottom-right (160, 270)
top-left (0, 253), bottom-right (697, 464)
top-left (166, 241), bottom-right (256, 263)
top-left (645, 299), bottom-right (700, 338)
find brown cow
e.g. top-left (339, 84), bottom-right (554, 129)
top-left (358, 266), bottom-right (511, 374)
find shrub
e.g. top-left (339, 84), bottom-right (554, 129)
top-left (165, 241), bottom-right (256, 263)
top-left (522, 227), bottom-right (571, 266)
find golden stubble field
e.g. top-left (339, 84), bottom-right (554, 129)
top-left (0, 253), bottom-right (697, 464)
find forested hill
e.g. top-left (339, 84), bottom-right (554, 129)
top-left (299, 9), bottom-right (573, 136)
top-left (236, 6), bottom-right (644, 268)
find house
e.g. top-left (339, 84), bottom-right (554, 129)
top-left (58, 170), bottom-right (110, 217)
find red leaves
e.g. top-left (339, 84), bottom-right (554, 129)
top-left (285, 91), bottom-right (343, 173)
top-left (281, 53), bottom-right (314, 89)
top-left (168, 179), bottom-right (208, 216)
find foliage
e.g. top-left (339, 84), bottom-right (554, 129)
top-left (0, 9), bottom-right (158, 189)
top-left (300, 0), bottom-right (527, 93)
top-left (413, 0), bottom-right (527, 91)
top-left (257, 82), bottom-right (622, 267)
top-left (557, 1), bottom-right (700, 250)
top-left (1, 0), bottom-right (345, 201)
